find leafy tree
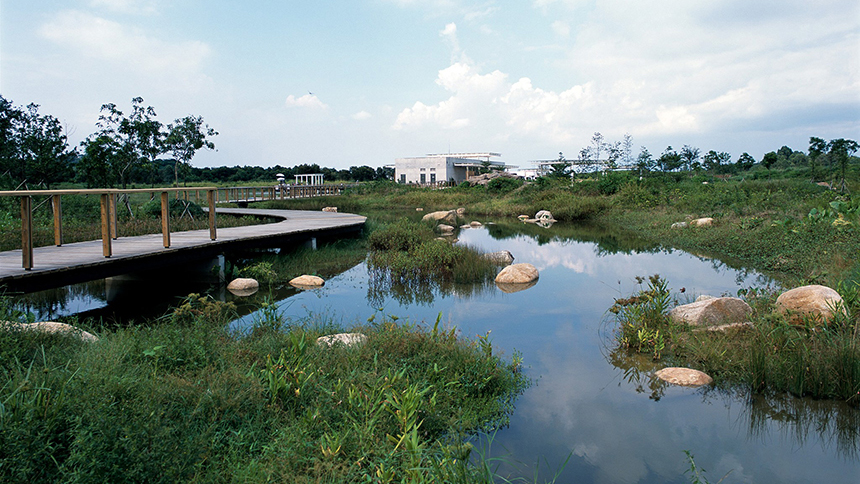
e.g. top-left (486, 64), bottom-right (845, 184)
top-left (375, 166), bottom-right (394, 180)
top-left (93, 98), bottom-right (161, 188)
top-left (680, 145), bottom-right (700, 172)
top-left (165, 115), bottom-right (217, 186)
top-left (605, 141), bottom-right (621, 170)
top-left (827, 138), bottom-right (859, 192)
top-left (635, 147), bottom-right (654, 176)
top-left (736, 152), bottom-right (755, 171)
top-left (548, 152), bottom-right (571, 179)
top-left (0, 98), bottom-right (74, 188)
top-left (761, 151), bottom-right (778, 172)
top-left (702, 150), bottom-right (731, 173)
top-left (808, 137), bottom-right (827, 181)
top-left (78, 135), bottom-right (120, 187)
top-left (657, 146), bottom-right (681, 172)
top-left (348, 165), bottom-right (376, 182)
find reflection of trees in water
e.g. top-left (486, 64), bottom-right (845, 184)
top-left (12, 280), bottom-right (107, 320)
top-left (486, 221), bottom-right (663, 254)
top-left (366, 266), bottom-right (496, 308)
top-left (605, 343), bottom-right (860, 460)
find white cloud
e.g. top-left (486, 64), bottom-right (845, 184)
top-left (550, 20), bottom-right (570, 38)
top-left (352, 110), bottom-right (372, 120)
top-left (285, 94), bottom-right (328, 109)
top-left (38, 10), bottom-right (210, 75)
top-left (87, 0), bottom-right (159, 15)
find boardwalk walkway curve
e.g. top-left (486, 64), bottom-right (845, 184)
top-left (0, 207), bottom-right (366, 292)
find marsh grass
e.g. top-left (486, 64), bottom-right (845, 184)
top-left (0, 295), bottom-right (531, 483)
top-left (608, 276), bottom-right (860, 403)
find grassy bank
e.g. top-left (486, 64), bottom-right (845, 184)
top-left (608, 275), bottom-right (860, 404)
top-left (0, 297), bottom-right (528, 483)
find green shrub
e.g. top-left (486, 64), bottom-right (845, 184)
top-left (487, 176), bottom-right (524, 194)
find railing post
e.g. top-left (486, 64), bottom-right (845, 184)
top-left (109, 192), bottom-right (118, 239)
top-left (52, 194), bottom-right (63, 246)
top-left (207, 189), bottom-right (217, 240)
top-left (21, 196), bottom-right (33, 269)
top-left (100, 193), bottom-right (112, 257)
top-left (161, 191), bottom-right (170, 248)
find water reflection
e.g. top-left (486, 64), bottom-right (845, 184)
top-left (7, 220), bottom-right (859, 482)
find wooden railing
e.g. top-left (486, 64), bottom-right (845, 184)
top-left (0, 188), bottom-right (218, 270)
top-left (214, 184), bottom-right (352, 203)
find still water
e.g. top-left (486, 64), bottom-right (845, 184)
top-left (13, 221), bottom-right (860, 483)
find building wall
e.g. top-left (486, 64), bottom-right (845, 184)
top-left (395, 156), bottom-right (463, 184)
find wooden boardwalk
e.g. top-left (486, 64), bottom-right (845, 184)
top-left (0, 208), bottom-right (365, 292)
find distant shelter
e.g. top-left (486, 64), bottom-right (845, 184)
top-left (394, 152), bottom-right (504, 185)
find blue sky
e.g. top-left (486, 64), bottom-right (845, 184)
top-left (1, 0), bottom-right (858, 170)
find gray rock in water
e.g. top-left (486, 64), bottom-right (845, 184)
top-left (484, 250), bottom-right (514, 265)
top-left (654, 367), bottom-right (713, 387)
top-left (668, 297), bottom-right (752, 327)
top-left (495, 263), bottom-right (539, 284)
top-left (228, 278), bottom-right (259, 296)
top-left (422, 210), bottom-right (457, 224)
top-left (290, 275), bottom-right (325, 288)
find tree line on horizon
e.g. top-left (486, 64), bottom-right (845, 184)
top-left (1, 95), bottom-right (856, 190)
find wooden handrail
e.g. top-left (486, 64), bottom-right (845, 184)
top-left (0, 187), bottom-right (218, 270)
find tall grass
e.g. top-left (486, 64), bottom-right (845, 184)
top-left (0, 296), bottom-right (532, 483)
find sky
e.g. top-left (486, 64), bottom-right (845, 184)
top-left (1, 0), bottom-right (858, 170)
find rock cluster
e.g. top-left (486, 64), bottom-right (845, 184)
top-left (466, 172), bottom-right (518, 187)
top-left (520, 210), bottom-right (556, 227)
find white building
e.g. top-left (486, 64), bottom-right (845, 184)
top-left (394, 152), bottom-right (504, 185)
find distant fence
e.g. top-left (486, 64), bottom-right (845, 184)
top-left (214, 184), bottom-right (357, 203)
top-left (0, 187), bottom-right (218, 270)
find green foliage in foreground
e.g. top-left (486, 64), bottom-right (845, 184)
top-left (609, 276), bottom-right (860, 403)
top-left (0, 296), bottom-right (529, 483)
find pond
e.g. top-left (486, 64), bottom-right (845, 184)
top-left (11, 220), bottom-right (860, 483)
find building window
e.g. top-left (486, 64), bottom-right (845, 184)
top-left (420, 167), bottom-right (426, 171)
top-left (429, 168), bottom-right (436, 172)
top-left (420, 173), bottom-right (426, 184)
top-left (430, 173), bottom-right (436, 183)
top-left (400, 174), bottom-right (406, 184)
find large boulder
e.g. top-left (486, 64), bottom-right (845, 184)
top-left (3, 321), bottom-right (99, 343)
top-left (668, 297), bottom-right (752, 327)
top-left (422, 210), bottom-right (457, 224)
top-left (484, 250), bottom-right (514, 265)
top-left (775, 285), bottom-right (847, 324)
top-left (495, 263), bottom-right (539, 284)
top-left (317, 332), bottom-right (367, 347)
top-left (654, 367), bottom-right (713, 387)
top-left (290, 275), bottom-right (325, 288)
top-left (227, 277), bottom-right (259, 296)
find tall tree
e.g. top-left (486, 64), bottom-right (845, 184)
top-left (549, 152), bottom-right (571, 179)
top-left (621, 133), bottom-right (634, 168)
top-left (95, 97), bottom-right (164, 188)
top-left (636, 147), bottom-right (654, 177)
top-left (165, 115), bottom-right (217, 186)
top-left (658, 146), bottom-right (681, 172)
top-left (827, 138), bottom-right (859, 192)
top-left (702, 150), bottom-right (731, 173)
top-left (17, 103), bottom-right (75, 188)
top-left (808, 137), bottom-right (827, 182)
top-left (761, 151), bottom-right (778, 172)
top-left (736, 152), bottom-right (755, 171)
top-left (680, 145), bottom-right (700, 172)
